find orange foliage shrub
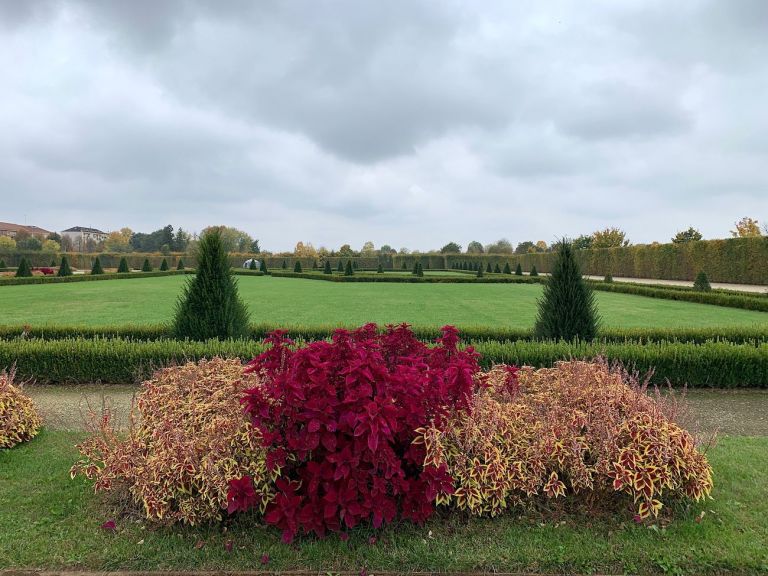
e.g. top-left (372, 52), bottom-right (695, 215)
top-left (71, 358), bottom-right (271, 525)
top-left (419, 360), bottom-right (713, 521)
top-left (0, 369), bottom-right (41, 449)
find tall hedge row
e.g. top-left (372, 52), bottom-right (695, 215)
top-left (1, 337), bottom-right (765, 387)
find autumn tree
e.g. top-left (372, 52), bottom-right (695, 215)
top-left (730, 217), bottom-right (761, 238)
top-left (104, 228), bottom-right (133, 252)
top-left (572, 235), bottom-right (593, 250)
top-left (466, 241), bottom-right (484, 254)
top-left (485, 239), bottom-right (514, 254)
top-left (672, 227), bottom-right (703, 243)
top-left (360, 241), bottom-right (376, 256)
top-left (591, 227), bottom-right (629, 248)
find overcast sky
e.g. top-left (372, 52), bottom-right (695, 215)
top-left (1, 1), bottom-right (766, 251)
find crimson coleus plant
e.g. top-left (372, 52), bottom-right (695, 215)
top-left (233, 323), bottom-right (479, 542)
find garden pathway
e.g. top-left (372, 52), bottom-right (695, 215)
top-left (24, 384), bottom-right (768, 436)
top-left (581, 275), bottom-right (768, 294)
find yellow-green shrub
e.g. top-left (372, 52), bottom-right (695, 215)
top-left (419, 360), bottom-right (713, 521)
top-left (0, 370), bottom-right (41, 448)
top-left (70, 358), bottom-right (271, 525)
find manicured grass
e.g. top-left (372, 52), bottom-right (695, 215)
top-left (0, 431), bottom-right (765, 573)
top-left (2, 275), bottom-right (768, 329)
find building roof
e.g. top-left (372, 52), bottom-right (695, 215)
top-left (0, 222), bottom-right (51, 236)
top-left (62, 226), bottom-right (107, 234)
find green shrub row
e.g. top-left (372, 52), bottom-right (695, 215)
top-left (268, 271), bottom-right (541, 284)
top-left (1, 336), bottom-right (764, 387)
top-left (2, 323), bottom-right (768, 345)
top-left (0, 269), bottom-right (193, 286)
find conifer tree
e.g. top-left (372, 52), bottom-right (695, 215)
top-left (401, 260), bottom-right (408, 270)
top-left (58, 256), bottom-right (73, 277)
top-left (377, 263), bottom-right (383, 274)
top-left (260, 260), bottom-right (268, 273)
top-left (282, 260), bottom-right (287, 269)
top-left (15, 257), bottom-right (32, 277)
top-left (494, 263), bottom-right (501, 274)
top-left (50, 258), bottom-right (57, 267)
top-left (337, 260), bottom-right (344, 273)
top-left (503, 262), bottom-right (511, 274)
top-left (324, 260), bottom-right (332, 274)
top-left (90, 257), bottom-right (104, 275)
top-left (312, 260), bottom-right (318, 270)
top-left (693, 271), bottom-right (712, 292)
top-left (530, 265), bottom-right (538, 277)
top-left (412, 262), bottom-right (419, 275)
top-left (294, 260), bottom-right (303, 273)
top-left (249, 259), bottom-right (257, 270)
top-left (476, 265), bottom-right (484, 278)
top-left (486, 262), bottom-right (492, 273)
top-left (515, 263), bottom-right (523, 276)
top-left (160, 258), bottom-right (169, 271)
top-left (0, 259), bottom-right (6, 270)
top-left (118, 257), bottom-right (130, 273)
top-left (416, 262), bottom-right (424, 277)
top-left (604, 273), bottom-right (613, 283)
top-left (534, 239), bottom-right (599, 341)
top-left (173, 228), bottom-right (249, 340)
top-left (142, 259), bottom-right (152, 272)
top-left (353, 260), bottom-right (359, 270)
top-left (177, 259), bottom-right (185, 270)
top-left (344, 259), bottom-right (354, 276)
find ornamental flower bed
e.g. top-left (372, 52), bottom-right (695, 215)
top-left (0, 369), bottom-right (42, 449)
top-left (72, 325), bottom-right (714, 541)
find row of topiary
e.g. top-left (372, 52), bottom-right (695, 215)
top-left (9, 255), bottom-right (185, 278)
top-left (70, 327), bottom-right (713, 542)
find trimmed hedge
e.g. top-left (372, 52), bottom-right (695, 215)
top-left (268, 271), bottom-right (541, 284)
top-left (1, 336), bottom-right (765, 387)
top-left (0, 270), bottom-right (193, 286)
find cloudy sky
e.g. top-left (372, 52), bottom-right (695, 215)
top-left (1, 0), bottom-right (766, 252)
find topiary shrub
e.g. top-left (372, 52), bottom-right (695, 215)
top-left (604, 273), bottom-right (613, 283)
top-left (142, 259), bottom-right (152, 272)
top-left (15, 258), bottom-right (32, 278)
top-left (312, 260), bottom-right (318, 270)
top-left (177, 259), bottom-right (185, 271)
top-left (236, 324), bottom-right (479, 542)
top-left (160, 258), bottom-right (169, 271)
top-left (323, 260), bottom-right (332, 274)
top-left (486, 262), bottom-right (492, 273)
top-left (173, 228), bottom-right (250, 340)
top-left (117, 257), bottom-right (130, 273)
top-left (421, 360), bottom-right (713, 523)
top-left (494, 263), bottom-right (501, 274)
top-left (294, 260), bottom-right (303, 273)
top-left (90, 257), bottom-right (104, 275)
top-left (377, 263), bottom-right (383, 274)
top-left (353, 260), bottom-right (359, 270)
top-left (50, 258), bottom-right (57, 268)
top-left (503, 262), bottom-right (511, 274)
top-left (534, 239), bottom-right (599, 340)
top-left (58, 256), bottom-right (73, 277)
top-left (515, 263), bottom-right (523, 276)
top-left (71, 358), bottom-right (270, 525)
top-left (0, 258), bottom-right (6, 271)
top-left (247, 259), bottom-right (256, 270)
top-left (476, 265), bottom-right (484, 278)
top-left (416, 262), bottom-right (424, 277)
top-left (344, 259), bottom-right (354, 276)
top-left (412, 262), bottom-right (419, 275)
top-left (0, 369), bottom-right (42, 449)
top-left (282, 260), bottom-right (287, 270)
top-left (338, 261), bottom-right (344, 273)
top-left (402, 260), bottom-right (408, 270)
top-left (530, 265), bottom-right (538, 277)
top-left (260, 260), bottom-right (268, 273)
top-left (694, 271), bottom-right (712, 292)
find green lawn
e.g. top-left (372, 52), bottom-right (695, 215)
top-left (0, 431), bottom-right (765, 574)
top-left (1, 275), bottom-right (768, 329)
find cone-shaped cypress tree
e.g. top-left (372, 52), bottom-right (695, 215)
top-left (173, 228), bottom-right (250, 340)
top-left (494, 263), bottom-right (501, 274)
top-left (90, 257), bottom-right (104, 275)
top-left (282, 260), bottom-right (287, 269)
top-left (15, 257), bottom-right (32, 277)
top-left (160, 258), bottom-right (169, 271)
top-left (50, 258), bottom-right (57, 267)
top-left (324, 260), bottom-right (332, 274)
top-left (142, 259), bottom-right (152, 272)
top-left (401, 260), bottom-right (407, 270)
top-left (503, 262), bottom-right (511, 274)
top-left (294, 260), bottom-right (303, 273)
top-left (377, 263), bottom-right (383, 274)
top-left (486, 262), bottom-right (492, 273)
top-left (344, 259), bottom-right (354, 276)
top-left (177, 259), bottom-right (185, 271)
top-left (353, 260), bottom-right (359, 270)
top-left (604, 273), bottom-right (613, 283)
top-left (425, 261), bottom-right (431, 270)
top-left (337, 260), bottom-right (344, 272)
top-left (530, 265), bottom-right (538, 277)
top-left (117, 257), bottom-right (130, 273)
top-left (412, 262), bottom-right (419, 275)
top-left (416, 262), bottom-right (424, 277)
top-left (512, 263), bottom-right (520, 276)
top-left (58, 256), bottom-right (72, 277)
top-left (693, 271), bottom-right (711, 292)
top-left (260, 260), bottom-right (268, 273)
top-left (534, 239), bottom-right (599, 341)
top-left (248, 259), bottom-right (257, 270)
top-left (312, 260), bottom-right (318, 270)
top-left (476, 265), bottom-right (484, 278)
top-left (0, 258), bottom-right (6, 270)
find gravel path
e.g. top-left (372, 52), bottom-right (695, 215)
top-left (582, 275), bottom-right (768, 294)
top-left (23, 384), bottom-right (768, 436)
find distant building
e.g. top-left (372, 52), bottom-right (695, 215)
top-left (0, 222), bottom-right (51, 239)
top-left (60, 226), bottom-right (108, 251)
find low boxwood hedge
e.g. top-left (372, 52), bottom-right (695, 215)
top-left (1, 336), bottom-right (765, 387)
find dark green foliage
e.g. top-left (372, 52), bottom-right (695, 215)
top-left (476, 265), bottom-right (484, 278)
top-left (160, 258), bottom-right (169, 271)
top-left (173, 228), bottom-right (249, 340)
top-left (494, 263), bottom-right (501, 274)
top-left (294, 260), bottom-right (303, 273)
top-left (344, 260), bottom-right (354, 276)
top-left (117, 257), bottom-right (130, 273)
top-left (338, 261), bottom-right (344, 272)
top-left (282, 260), bottom-right (287, 270)
top-left (694, 271), bottom-right (712, 292)
top-left (50, 259), bottom-right (57, 267)
top-left (353, 260), bottom-right (359, 270)
top-left (312, 260), bottom-right (318, 270)
top-left (503, 262), bottom-right (511, 274)
top-left (425, 261), bottom-right (431, 270)
top-left (534, 239), bottom-right (599, 341)
top-left (323, 260), bottom-right (332, 274)
top-left (0, 259), bottom-right (6, 270)
top-left (485, 262), bottom-right (492, 273)
top-left (142, 259), bottom-right (152, 272)
top-left (515, 263), bottom-right (523, 276)
top-left (377, 263), bottom-right (383, 274)
top-left (177, 259), bottom-right (185, 270)
top-left (15, 258), bottom-right (32, 278)
top-left (90, 257), bottom-right (104, 275)
top-left (530, 265), bottom-right (538, 277)
top-left (604, 273), bottom-right (613, 283)
top-left (260, 260), bottom-right (268, 273)
top-left (249, 259), bottom-right (257, 271)
top-left (412, 262), bottom-right (419, 275)
top-left (402, 260), bottom-right (408, 270)
top-left (57, 256), bottom-right (72, 277)
top-left (416, 262), bottom-right (424, 277)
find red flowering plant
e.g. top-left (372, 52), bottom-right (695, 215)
top-left (234, 323), bottom-right (479, 542)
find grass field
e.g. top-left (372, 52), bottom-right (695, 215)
top-left (1, 431), bottom-right (765, 574)
top-left (1, 275), bottom-right (768, 329)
